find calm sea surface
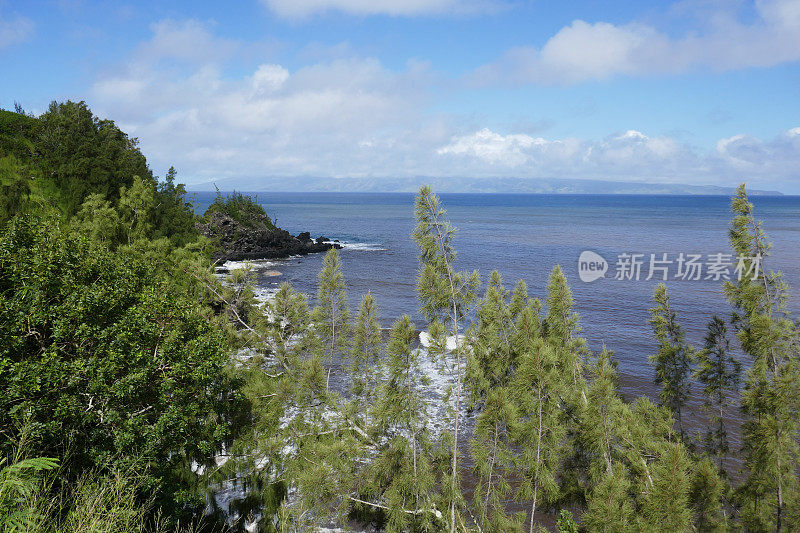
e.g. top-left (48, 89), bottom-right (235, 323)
top-left (193, 192), bottom-right (800, 434)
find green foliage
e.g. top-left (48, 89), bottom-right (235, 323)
top-left (545, 266), bottom-right (587, 395)
top-left (315, 247), bottom-right (350, 355)
top-left (204, 189), bottom-right (275, 230)
top-left (73, 193), bottom-right (122, 244)
top-left (640, 442), bottom-right (692, 531)
top-left (690, 457), bottom-right (729, 532)
top-left (152, 166), bottom-right (199, 247)
top-left (2, 461), bottom-right (201, 533)
top-left (582, 466), bottom-right (635, 533)
top-left (649, 283), bottom-right (695, 435)
top-left (412, 185), bottom-right (479, 533)
top-left (556, 510), bottom-right (578, 533)
top-left (349, 291), bottom-right (382, 422)
top-left (412, 186), bottom-right (479, 325)
top-left (0, 445), bottom-right (58, 533)
top-left (0, 109), bottom-right (37, 161)
top-left (364, 315), bottom-right (440, 532)
top-left (72, 171), bottom-right (200, 249)
top-left (0, 216), bottom-right (238, 518)
top-left (695, 316), bottom-right (741, 465)
top-left (0, 103), bottom-right (199, 246)
top-left (465, 272), bottom-right (523, 408)
top-left (35, 101), bottom-right (153, 216)
top-left (579, 347), bottom-right (698, 532)
top-left (470, 388), bottom-right (522, 532)
top-left (725, 184), bottom-right (800, 532)
top-left (512, 330), bottom-right (567, 531)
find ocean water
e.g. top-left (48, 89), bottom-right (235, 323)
top-left (193, 191), bottom-right (800, 429)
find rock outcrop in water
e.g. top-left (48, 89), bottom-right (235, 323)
top-left (197, 211), bottom-right (340, 263)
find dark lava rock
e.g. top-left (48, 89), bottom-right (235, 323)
top-left (196, 212), bottom-right (341, 262)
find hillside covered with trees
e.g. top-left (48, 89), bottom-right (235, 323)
top-left (1, 102), bottom-right (798, 532)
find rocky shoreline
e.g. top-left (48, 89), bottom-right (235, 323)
top-left (197, 211), bottom-right (341, 263)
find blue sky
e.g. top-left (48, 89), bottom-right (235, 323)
top-left (1, 0), bottom-right (800, 191)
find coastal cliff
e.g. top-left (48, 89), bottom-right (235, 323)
top-left (197, 211), bottom-right (340, 263)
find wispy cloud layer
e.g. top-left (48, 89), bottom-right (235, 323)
top-left (91, 19), bottom-right (437, 180)
top-left (260, 0), bottom-right (498, 18)
top-left (474, 0), bottom-right (800, 85)
top-left (86, 16), bottom-right (800, 191)
top-left (0, 10), bottom-right (34, 51)
top-left (437, 127), bottom-right (800, 188)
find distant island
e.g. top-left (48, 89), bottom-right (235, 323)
top-left (192, 176), bottom-right (784, 195)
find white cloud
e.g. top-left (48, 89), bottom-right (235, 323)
top-left (437, 127), bottom-right (800, 189)
top-left (138, 19), bottom-right (239, 65)
top-left (714, 128), bottom-right (800, 176)
top-left (88, 18), bottom-right (800, 192)
top-left (261, 0), bottom-right (497, 18)
top-left (90, 19), bottom-right (437, 181)
top-left (251, 64), bottom-right (290, 93)
top-left (437, 128), bottom-right (566, 167)
top-left (0, 11), bottom-right (34, 50)
top-left (474, 0), bottom-right (800, 85)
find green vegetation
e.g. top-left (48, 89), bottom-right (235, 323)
top-left (204, 189), bottom-right (276, 230)
top-left (649, 283), bottom-right (695, 437)
top-left (1, 101), bottom-right (799, 532)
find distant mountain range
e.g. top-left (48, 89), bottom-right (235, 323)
top-left (190, 176), bottom-right (783, 195)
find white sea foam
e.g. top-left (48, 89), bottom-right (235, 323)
top-left (218, 259), bottom-right (277, 272)
top-left (336, 241), bottom-right (387, 252)
top-left (253, 286), bottom-right (281, 305)
top-left (418, 331), bottom-right (465, 352)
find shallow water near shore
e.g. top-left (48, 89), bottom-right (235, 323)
top-left (197, 191), bottom-right (800, 469)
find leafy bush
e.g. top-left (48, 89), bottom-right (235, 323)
top-left (0, 215), bottom-right (241, 519)
top-left (204, 190), bottom-right (275, 230)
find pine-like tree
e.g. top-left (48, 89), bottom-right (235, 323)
top-left (582, 466), bottom-right (636, 533)
top-left (580, 347), bottom-right (697, 532)
top-left (512, 309), bottom-right (567, 533)
top-left (648, 283), bottom-right (694, 436)
top-left (689, 456), bottom-right (728, 532)
top-left (580, 348), bottom-right (625, 489)
top-left (725, 184), bottom-right (800, 532)
top-left (365, 315), bottom-right (439, 532)
top-left (349, 291), bottom-right (382, 425)
top-left (470, 387), bottom-right (523, 531)
top-left (544, 266), bottom-right (588, 414)
top-left (545, 266), bottom-right (585, 382)
top-left (466, 270), bottom-right (517, 409)
top-left (639, 442), bottom-right (693, 531)
top-left (313, 248), bottom-right (350, 389)
top-left (695, 315), bottom-right (741, 468)
top-left (412, 185), bottom-right (479, 532)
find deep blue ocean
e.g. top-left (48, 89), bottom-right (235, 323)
top-left (192, 191), bottom-right (800, 416)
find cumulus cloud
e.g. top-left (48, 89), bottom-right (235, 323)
top-left (437, 128), bottom-right (575, 167)
top-left (715, 128), bottom-right (800, 177)
top-left (88, 18), bottom-right (800, 191)
top-left (0, 10), bottom-right (34, 50)
top-left (90, 19), bottom-right (439, 181)
top-left (474, 0), bottom-right (800, 85)
top-left (437, 127), bottom-right (800, 189)
top-left (261, 0), bottom-right (497, 18)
